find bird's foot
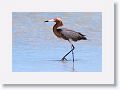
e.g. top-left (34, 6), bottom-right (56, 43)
top-left (60, 57), bottom-right (68, 62)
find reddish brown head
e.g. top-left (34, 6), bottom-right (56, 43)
top-left (45, 17), bottom-right (63, 27)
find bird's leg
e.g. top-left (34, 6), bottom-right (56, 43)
top-left (71, 44), bottom-right (75, 71)
top-left (61, 43), bottom-right (75, 61)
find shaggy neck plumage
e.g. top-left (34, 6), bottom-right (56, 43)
top-left (53, 21), bottom-right (63, 37)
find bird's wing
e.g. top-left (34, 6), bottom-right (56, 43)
top-left (59, 28), bottom-right (85, 41)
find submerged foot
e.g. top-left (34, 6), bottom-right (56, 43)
top-left (60, 57), bottom-right (68, 61)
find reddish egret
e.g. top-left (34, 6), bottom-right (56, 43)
top-left (45, 17), bottom-right (87, 70)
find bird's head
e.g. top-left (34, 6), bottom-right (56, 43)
top-left (44, 17), bottom-right (63, 26)
top-left (44, 17), bottom-right (62, 22)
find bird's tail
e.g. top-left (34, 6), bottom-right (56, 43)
top-left (81, 36), bottom-right (87, 40)
top-left (78, 32), bottom-right (87, 40)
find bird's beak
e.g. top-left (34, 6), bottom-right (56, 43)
top-left (44, 20), bottom-right (48, 22)
top-left (44, 19), bottom-right (55, 22)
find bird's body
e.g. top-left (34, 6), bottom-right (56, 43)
top-left (45, 17), bottom-right (87, 71)
top-left (56, 28), bottom-right (87, 41)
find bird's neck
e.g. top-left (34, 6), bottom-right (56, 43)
top-left (53, 21), bottom-right (63, 31)
top-left (53, 22), bottom-right (63, 37)
top-left (53, 24), bottom-right (59, 31)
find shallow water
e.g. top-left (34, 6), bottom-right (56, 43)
top-left (12, 12), bottom-right (102, 72)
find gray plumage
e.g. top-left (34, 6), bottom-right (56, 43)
top-left (57, 28), bottom-right (87, 41)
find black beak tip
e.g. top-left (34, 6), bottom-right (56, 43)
top-left (44, 21), bottom-right (48, 22)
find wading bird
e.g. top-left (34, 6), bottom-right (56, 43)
top-left (45, 17), bottom-right (87, 70)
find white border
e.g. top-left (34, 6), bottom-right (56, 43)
top-left (0, 0), bottom-right (114, 84)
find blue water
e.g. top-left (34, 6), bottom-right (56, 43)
top-left (12, 12), bottom-right (102, 72)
